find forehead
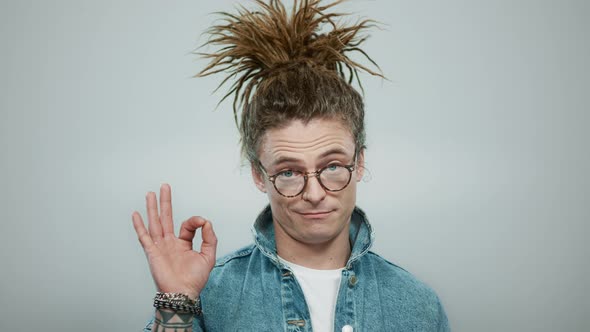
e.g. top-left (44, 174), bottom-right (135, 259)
top-left (259, 118), bottom-right (355, 164)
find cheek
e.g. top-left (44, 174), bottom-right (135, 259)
top-left (341, 184), bottom-right (358, 207)
top-left (267, 191), bottom-right (292, 214)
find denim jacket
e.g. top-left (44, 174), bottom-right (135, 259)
top-left (144, 206), bottom-right (450, 331)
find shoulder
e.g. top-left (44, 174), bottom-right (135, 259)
top-left (358, 251), bottom-right (450, 330)
top-left (205, 243), bottom-right (270, 283)
top-left (214, 244), bottom-right (256, 267)
top-left (201, 244), bottom-right (258, 295)
top-left (201, 243), bottom-right (276, 303)
top-left (360, 251), bottom-right (443, 304)
top-left (362, 251), bottom-right (416, 278)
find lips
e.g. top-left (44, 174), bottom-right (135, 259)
top-left (297, 210), bottom-right (334, 219)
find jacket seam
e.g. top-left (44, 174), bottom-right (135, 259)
top-left (365, 251), bottom-right (410, 274)
top-left (214, 245), bottom-right (255, 267)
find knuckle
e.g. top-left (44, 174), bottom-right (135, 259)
top-left (139, 232), bottom-right (149, 240)
top-left (192, 216), bottom-right (206, 225)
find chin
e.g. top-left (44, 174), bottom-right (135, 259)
top-left (298, 231), bottom-right (340, 245)
top-left (296, 216), bottom-right (347, 244)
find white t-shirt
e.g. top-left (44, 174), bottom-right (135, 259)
top-left (278, 256), bottom-right (344, 332)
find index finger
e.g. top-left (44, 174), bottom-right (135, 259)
top-left (178, 216), bottom-right (207, 243)
top-left (199, 220), bottom-right (218, 265)
top-left (178, 217), bottom-right (217, 266)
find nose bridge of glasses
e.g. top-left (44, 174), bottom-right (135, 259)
top-left (303, 170), bottom-right (328, 193)
top-left (303, 169), bottom-right (322, 179)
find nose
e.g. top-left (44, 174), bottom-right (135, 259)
top-left (302, 173), bottom-right (326, 203)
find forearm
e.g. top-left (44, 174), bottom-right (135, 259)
top-left (151, 309), bottom-right (194, 332)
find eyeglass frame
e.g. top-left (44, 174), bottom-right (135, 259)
top-left (257, 152), bottom-right (358, 198)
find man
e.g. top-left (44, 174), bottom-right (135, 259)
top-left (132, 1), bottom-right (450, 331)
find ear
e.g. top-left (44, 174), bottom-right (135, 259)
top-left (251, 162), bottom-right (267, 193)
top-left (355, 149), bottom-right (365, 182)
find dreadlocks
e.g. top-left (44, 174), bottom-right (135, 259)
top-left (196, 0), bottom-right (383, 168)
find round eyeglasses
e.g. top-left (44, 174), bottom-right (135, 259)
top-left (259, 162), bottom-right (356, 198)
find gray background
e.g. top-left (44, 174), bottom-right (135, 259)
top-left (1, 0), bottom-right (588, 331)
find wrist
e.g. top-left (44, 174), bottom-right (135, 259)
top-left (153, 292), bottom-right (202, 316)
top-left (159, 288), bottom-right (200, 301)
top-left (154, 308), bottom-right (194, 330)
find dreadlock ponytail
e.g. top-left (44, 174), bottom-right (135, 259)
top-left (196, 0), bottom-right (383, 166)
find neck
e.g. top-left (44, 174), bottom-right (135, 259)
top-left (274, 220), bottom-right (351, 270)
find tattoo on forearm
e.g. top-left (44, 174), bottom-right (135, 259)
top-left (152, 309), bottom-right (194, 332)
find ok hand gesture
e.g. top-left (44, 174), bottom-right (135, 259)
top-left (132, 184), bottom-right (217, 300)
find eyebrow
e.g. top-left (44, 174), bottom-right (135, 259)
top-left (270, 147), bottom-right (352, 168)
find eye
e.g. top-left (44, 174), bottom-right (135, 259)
top-left (279, 170), bottom-right (294, 178)
top-left (326, 164), bottom-right (340, 172)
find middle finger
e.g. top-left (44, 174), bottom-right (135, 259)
top-left (159, 183), bottom-right (174, 236)
top-left (146, 191), bottom-right (163, 239)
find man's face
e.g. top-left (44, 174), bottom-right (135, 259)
top-left (252, 118), bottom-right (365, 246)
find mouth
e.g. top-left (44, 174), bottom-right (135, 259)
top-left (297, 210), bottom-right (334, 219)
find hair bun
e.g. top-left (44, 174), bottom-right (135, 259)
top-left (196, 0), bottom-right (383, 122)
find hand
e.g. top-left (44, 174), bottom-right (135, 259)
top-left (132, 184), bottom-right (217, 300)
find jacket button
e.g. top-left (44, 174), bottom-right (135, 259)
top-left (349, 275), bottom-right (358, 286)
top-left (342, 325), bottom-right (353, 332)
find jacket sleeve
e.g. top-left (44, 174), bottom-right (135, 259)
top-left (142, 314), bottom-right (206, 332)
top-left (437, 297), bottom-right (451, 332)
top-left (142, 317), bottom-right (153, 331)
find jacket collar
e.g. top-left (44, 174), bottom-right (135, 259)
top-left (251, 205), bottom-right (375, 269)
